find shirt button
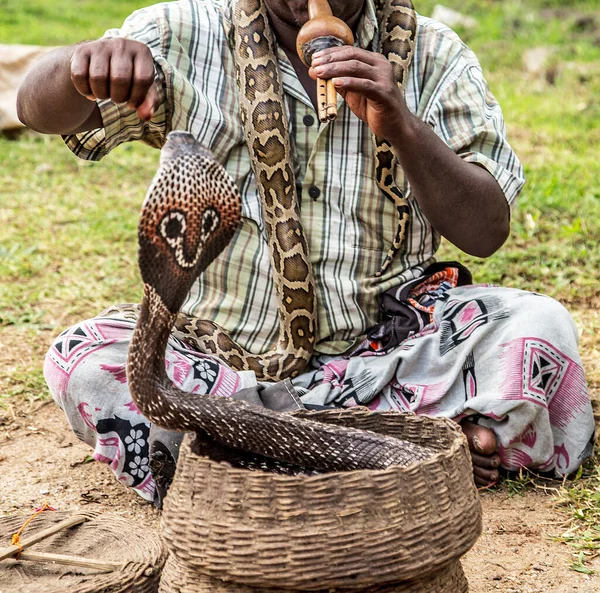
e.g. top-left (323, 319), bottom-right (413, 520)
top-left (308, 186), bottom-right (321, 200)
top-left (303, 114), bottom-right (315, 127)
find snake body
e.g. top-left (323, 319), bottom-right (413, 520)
top-left (171, 0), bottom-right (417, 377)
top-left (126, 0), bottom-right (426, 472)
top-left (373, 0), bottom-right (418, 274)
top-left (175, 0), bottom-right (317, 381)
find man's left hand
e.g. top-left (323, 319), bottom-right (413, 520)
top-left (309, 46), bottom-right (409, 140)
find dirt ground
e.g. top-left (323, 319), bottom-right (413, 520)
top-left (1, 306), bottom-right (599, 592)
top-left (0, 400), bottom-right (597, 592)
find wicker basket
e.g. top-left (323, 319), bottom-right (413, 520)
top-left (160, 410), bottom-right (481, 592)
top-left (0, 511), bottom-right (167, 593)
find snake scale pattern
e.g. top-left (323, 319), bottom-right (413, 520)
top-left (124, 0), bottom-right (428, 472)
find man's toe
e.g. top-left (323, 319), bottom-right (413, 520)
top-left (470, 451), bottom-right (500, 469)
top-left (473, 465), bottom-right (499, 487)
top-left (461, 420), bottom-right (498, 455)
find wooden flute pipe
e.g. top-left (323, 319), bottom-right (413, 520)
top-left (296, 0), bottom-right (354, 123)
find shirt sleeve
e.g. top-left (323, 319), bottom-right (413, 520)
top-left (62, 7), bottom-right (170, 161)
top-left (427, 62), bottom-right (525, 209)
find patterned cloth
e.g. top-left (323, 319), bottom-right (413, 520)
top-left (62, 0), bottom-right (525, 355)
top-left (45, 287), bottom-right (595, 502)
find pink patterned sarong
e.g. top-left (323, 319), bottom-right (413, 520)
top-left (45, 286), bottom-right (595, 502)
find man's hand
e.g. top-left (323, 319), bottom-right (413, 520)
top-left (70, 39), bottom-right (160, 121)
top-left (17, 39), bottom-right (161, 135)
top-left (309, 46), bottom-right (410, 141)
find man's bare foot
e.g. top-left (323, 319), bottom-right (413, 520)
top-left (460, 420), bottom-right (501, 488)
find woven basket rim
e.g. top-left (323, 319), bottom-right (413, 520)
top-left (186, 411), bottom-right (467, 482)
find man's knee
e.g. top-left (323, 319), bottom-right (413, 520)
top-left (43, 322), bottom-right (85, 408)
top-left (43, 317), bottom-right (132, 410)
top-left (510, 291), bottom-right (578, 342)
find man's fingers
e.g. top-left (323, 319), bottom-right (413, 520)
top-left (108, 53), bottom-right (134, 104)
top-left (136, 83), bottom-right (160, 121)
top-left (87, 52), bottom-right (110, 100)
top-left (312, 46), bottom-right (381, 67)
top-left (70, 39), bottom-right (156, 109)
top-left (128, 52), bottom-right (156, 108)
top-left (312, 59), bottom-right (377, 83)
top-left (70, 47), bottom-right (95, 100)
top-left (331, 76), bottom-right (385, 102)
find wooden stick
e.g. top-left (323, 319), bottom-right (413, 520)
top-left (16, 550), bottom-right (123, 572)
top-left (317, 77), bottom-right (338, 123)
top-left (325, 79), bottom-right (338, 120)
top-left (0, 514), bottom-right (88, 562)
top-left (297, 0), bottom-right (353, 123)
top-left (317, 77), bottom-right (329, 123)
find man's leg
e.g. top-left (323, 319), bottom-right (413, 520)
top-left (44, 313), bottom-right (246, 502)
top-left (294, 286), bottom-right (595, 486)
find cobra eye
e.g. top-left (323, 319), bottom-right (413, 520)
top-left (160, 211), bottom-right (187, 247)
top-left (201, 208), bottom-right (220, 237)
top-left (165, 217), bottom-right (182, 238)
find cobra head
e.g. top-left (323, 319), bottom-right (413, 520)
top-left (138, 131), bottom-right (241, 313)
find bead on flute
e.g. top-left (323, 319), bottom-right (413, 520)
top-left (296, 0), bottom-right (354, 123)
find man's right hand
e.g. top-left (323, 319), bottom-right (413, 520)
top-left (70, 39), bottom-right (160, 122)
top-left (17, 39), bottom-right (161, 135)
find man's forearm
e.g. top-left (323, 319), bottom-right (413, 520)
top-left (309, 46), bottom-right (511, 258)
top-left (389, 112), bottom-right (510, 258)
top-left (17, 46), bottom-right (102, 135)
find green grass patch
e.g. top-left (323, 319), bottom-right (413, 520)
top-left (0, 361), bottom-right (47, 404)
top-left (0, 0), bottom-right (151, 45)
top-left (418, 0), bottom-right (600, 72)
top-left (554, 460), bottom-right (600, 574)
top-left (497, 455), bottom-right (600, 574)
top-left (0, 135), bottom-right (157, 328)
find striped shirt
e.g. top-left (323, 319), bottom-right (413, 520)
top-left (64, 0), bottom-right (525, 355)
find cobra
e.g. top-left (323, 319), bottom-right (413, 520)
top-left (124, 0), bottom-right (426, 471)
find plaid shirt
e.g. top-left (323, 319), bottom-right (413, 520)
top-left (64, 0), bottom-right (525, 355)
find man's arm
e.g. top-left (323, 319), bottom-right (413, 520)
top-left (310, 46), bottom-right (510, 258)
top-left (17, 39), bottom-right (161, 135)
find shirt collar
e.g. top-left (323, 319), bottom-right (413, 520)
top-left (223, 0), bottom-right (381, 108)
top-left (222, 0), bottom-right (379, 47)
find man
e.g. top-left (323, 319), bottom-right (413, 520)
top-left (17, 0), bottom-right (594, 503)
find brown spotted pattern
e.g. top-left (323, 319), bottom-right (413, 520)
top-left (117, 0), bottom-right (435, 474)
top-left (124, 0), bottom-right (315, 382)
top-left (373, 0), bottom-right (417, 276)
top-left (125, 283), bottom-right (432, 473)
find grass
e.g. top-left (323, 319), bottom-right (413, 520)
top-left (0, 136), bottom-right (154, 327)
top-left (1, 0), bottom-right (599, 575)
top-left (0, 0), bottom-right (152, 45)
top-left (507, 459), bottom-right (600, 576)
top-left (493, 457), bottom-right (600, 575)
top-left (555, 462), bottom-right (600, 575)
top-left (0, 136), bottom-right (157, 408)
